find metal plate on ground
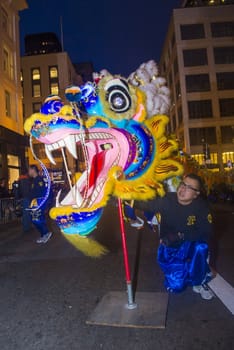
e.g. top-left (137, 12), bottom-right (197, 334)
top-left (86, 291), bottom-right (168, 329)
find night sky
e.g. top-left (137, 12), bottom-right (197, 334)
top-left (20, 0), bottom-right (180, 76)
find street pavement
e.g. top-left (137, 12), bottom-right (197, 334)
top-left (0, 201), bottom-right (233, 350)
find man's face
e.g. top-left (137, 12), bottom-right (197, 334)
top-left (177, 177), bottom-right (200, 205)
top-left (28, 168), bottom-right (35, 178)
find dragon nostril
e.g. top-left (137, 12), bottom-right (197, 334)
top-left (100, 143), bottom-right (113, 150)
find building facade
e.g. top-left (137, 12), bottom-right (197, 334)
top-left (0, 0), bottom-right (28, 187)
top-left (160, 1), bottom-right (234, 169)
top-left (21, 34), bottom-right (82, 172)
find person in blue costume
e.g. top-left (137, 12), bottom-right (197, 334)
top-left (28, 165), bottom-right (52, 244)
top-left (125, 173), bottom-right (214, 300)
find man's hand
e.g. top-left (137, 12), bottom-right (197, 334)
top-left (177, 232), bottom-right (185, 240)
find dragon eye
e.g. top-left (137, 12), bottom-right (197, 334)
top-left (105, 79), bottom-right (132, 113)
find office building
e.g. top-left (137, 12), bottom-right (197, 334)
top-left (160, 0), bottom-right (234, 169)
top-left (21, 33), bottom-right (83, 171)
top-left (0, 0), bottom-right (28, 187)
top-left (24, 32), bottom-right (62, 56)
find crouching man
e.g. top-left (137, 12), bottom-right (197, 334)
top-left (127, 173), bottom-right (214, 300)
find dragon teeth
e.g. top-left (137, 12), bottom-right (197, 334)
top-left (45, 144), bottom-right (56, 165)
top-left (64, 135), bottom-right (78, 159)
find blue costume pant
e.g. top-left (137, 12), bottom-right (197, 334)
top-left (157, 241), bottom-right (211, 292)
top-left (31, 205), bottom-right (49, 237)
top-left (22, 198), bottom-right (32, 232)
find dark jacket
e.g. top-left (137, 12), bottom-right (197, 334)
top-left (136, 192), bottom-right (213, 246)
top-left (29, 176), bottom-right (47, 200)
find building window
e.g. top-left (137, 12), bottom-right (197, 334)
top-left (192, 153), bottom-right (218, 166)
top-left (49, 66), bottom-right (58, 79)
top-left (221, 126), bottom-right (234, 144)
top-left (183, 48), bottom-right (207, 67)
top-left (50, 83), bottom-right (59, 95)
top-left (1, 6), bottom-right (9, 34)
top-left (188, 100), bottom-right (213, 119)
top-left (5, 90), bottom-right (11, 117)
top-left (3, 46), bottom-right (13, 79)
top-left (32, 84), bottom-right (41, 98)
top-left (31, 68), bottom-right (41, 97)
top-left (178, 106), bottom-right (183, 125)
top-left (223, 151), bottom-right (234, 166)
top-left (214, 46), bottom-right (234, 64)
top-left (186, 74), bottom-right (210, 92)
top-left (180, 23), bottom-right (205, 40)
top-left (32, 102), bottom-right (42, 113)
top-left (189, 127), bottom-right (217, 146)
top-left (211, 22), bottom-right (234, 37)
top-left (49, 66), bottom-right (59, 95)
top-left (216, 72), bottom-right (234, 90)
top-left (32, 68), bottom-right (40, 81)
top-left (3, 48), bottom-right (9, 72)
top-left (219, 98), bottom-right (234, 117)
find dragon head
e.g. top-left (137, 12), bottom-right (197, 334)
top-left (24, 62), bottom-right (183, 256)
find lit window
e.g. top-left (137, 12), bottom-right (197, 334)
top-left (192, 153), bottom-right (218, 165)
top-left (33, 84), bottom-right (41, 98)
top-left (49, 66), bottom-right (58, 79)
top-left (222, 151), bottom-right (234, 165)
top-left (50, 83), bottom-right (59, 95)
top-left (32, 102), bottom-right (42, 113)
top-left (5, 90), bottom-right (11, 117)
top-left (32, 68), bottom-right (40, 81)
top-left (7, 155), bottom-right (19, 167)
top-left (32, 68), bottom-right (41, 97)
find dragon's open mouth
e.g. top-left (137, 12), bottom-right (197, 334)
top-left (39, 127), bottom-right (134, 211)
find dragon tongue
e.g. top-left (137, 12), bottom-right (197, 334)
top-left (88, 151), bottom-right (106, 189)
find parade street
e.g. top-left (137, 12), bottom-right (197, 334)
top-left (0, 201), bottom-right (233, 350)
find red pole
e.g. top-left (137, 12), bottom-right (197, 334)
top-left (117, 199), bottom-right (137, 309)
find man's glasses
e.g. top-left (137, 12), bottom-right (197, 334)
top-left (179, 181), bottom-right (200, 193)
